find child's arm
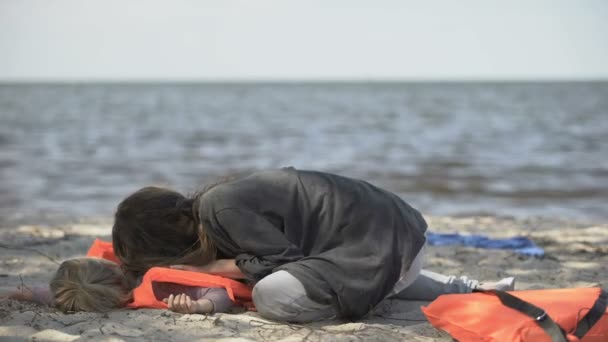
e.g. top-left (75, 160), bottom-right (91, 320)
top-left (163, 293), bottom-right (214, 314)
top-left (171, 259), bottom-right (246, 279)
top-left (162, 288), bottom-right (234, 314)
top-left (4, 285), bottom-right (53, 306)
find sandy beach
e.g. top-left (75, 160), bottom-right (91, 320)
top-left (1, 215), bottom-right (606, 341)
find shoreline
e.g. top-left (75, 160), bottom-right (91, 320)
top-left (1, 215), bottom-right (607, 341)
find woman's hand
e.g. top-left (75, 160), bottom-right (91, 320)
top-left (163, 293), bottom-right (214, 314)
top-left (171, 259), bottom-right (246, 279)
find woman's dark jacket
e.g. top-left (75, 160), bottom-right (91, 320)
top-left (198, 167), bottom-right (427, 319)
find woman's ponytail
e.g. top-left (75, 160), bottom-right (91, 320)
top-left (112, 187), bottom-right (216, 280)
top-left (176, 197), bottom-right (196, 221)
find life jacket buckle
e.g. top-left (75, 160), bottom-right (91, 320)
top-left (536, 311), bottom-right (547, 321)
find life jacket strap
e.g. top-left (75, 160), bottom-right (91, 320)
top-left (574, 289), bottom-right (607, 338)
top-left (474, 289), bottom-right (568, 342)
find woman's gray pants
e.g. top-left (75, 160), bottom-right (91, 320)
top-left (252, 247), bottom-right (480, 323)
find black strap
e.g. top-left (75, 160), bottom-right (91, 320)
top-left (475, 289), bottom-right (568, 342)
top-left (574, 289), bottom-right (608, 338)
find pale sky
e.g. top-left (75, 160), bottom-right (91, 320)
top-left (1, 0), bottom-right (607, 81)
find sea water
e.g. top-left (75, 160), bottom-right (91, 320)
top-left (1, 82), bottom-right (606, 224)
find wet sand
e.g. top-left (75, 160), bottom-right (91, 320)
top-left (1, 216), bottom-right (606, 341)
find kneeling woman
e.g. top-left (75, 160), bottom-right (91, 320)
top-left (112, 167), bottom-right (514, 322)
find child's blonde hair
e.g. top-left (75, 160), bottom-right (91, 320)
top-left (50, 258), bottom-right (132, 312)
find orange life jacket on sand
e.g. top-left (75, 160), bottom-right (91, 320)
top-left (85, 239), bottom-right (255, 310)
top-left (422, 287), bottom-right (608, 342)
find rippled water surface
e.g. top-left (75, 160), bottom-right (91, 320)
top-left (1, 82), bottom-right (607, 224)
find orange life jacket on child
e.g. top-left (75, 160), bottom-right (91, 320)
top-left (85, 239), bottom-right (255, 310)
top-left (422, 287), bottom-right (607, 342)
top-left (86, 238), bottom-right (120, 264)
top-left (127, 267), bottom-right (254, 310)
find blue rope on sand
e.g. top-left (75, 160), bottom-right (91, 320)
top-left (426, 232), bottom-right (544, 257)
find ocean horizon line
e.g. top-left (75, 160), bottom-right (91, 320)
top-left (1, 78), bottom-right (607, 85)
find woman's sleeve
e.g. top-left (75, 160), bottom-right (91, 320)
top-left (216, 208), bottom-right (305, 281)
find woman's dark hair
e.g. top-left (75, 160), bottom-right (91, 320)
top-left (112, 186), bottom-right (217, 281)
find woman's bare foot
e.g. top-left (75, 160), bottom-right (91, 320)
top-left (478, 277), bottom-right (516, 291)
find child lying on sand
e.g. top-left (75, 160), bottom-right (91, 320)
top-left (6, 257), bottom-right (234, 314)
